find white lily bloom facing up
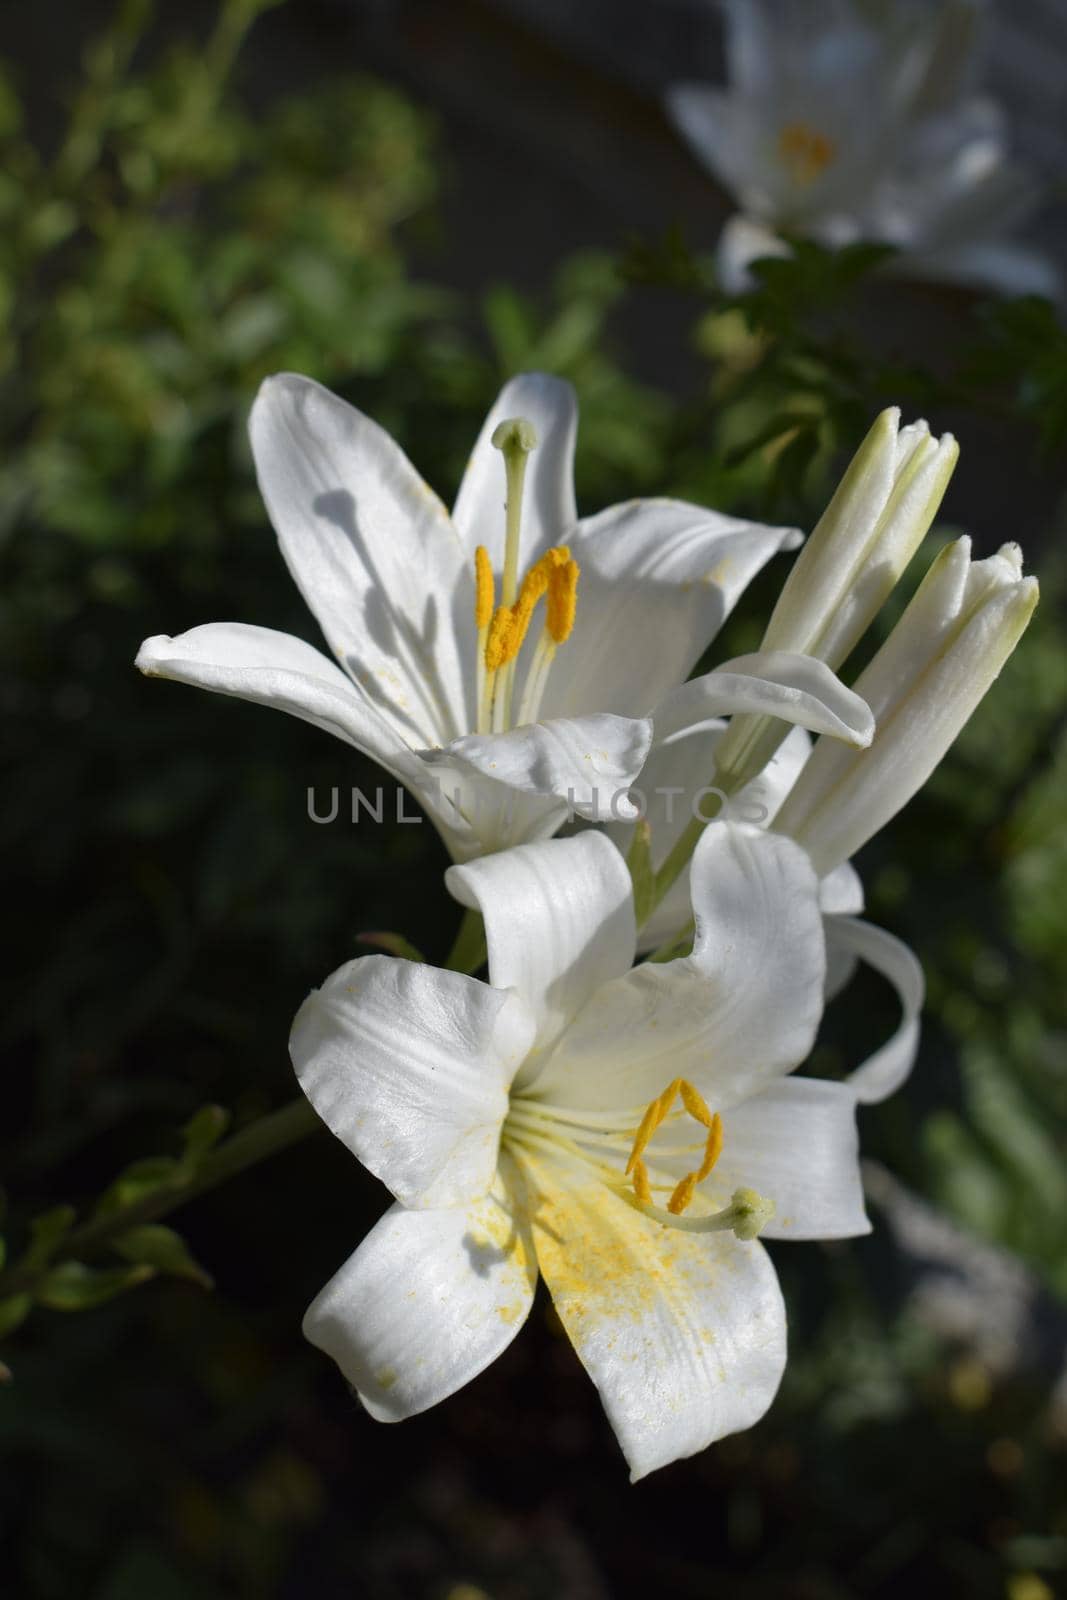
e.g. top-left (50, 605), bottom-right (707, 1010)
top-left (667, 0), bottom-right (1059, 299)
top-left (136, 371), bottom-right (825, 861)
top-left (293, 827), bottom-right (872, 1480)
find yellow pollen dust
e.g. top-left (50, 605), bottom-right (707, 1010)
top-left (625, 1077), bottom-right (724, 1215)
top-left (777, 121), bottom-right (835, 186)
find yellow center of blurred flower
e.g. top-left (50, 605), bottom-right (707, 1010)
top-left (777, 121), bottom-right (836, 185)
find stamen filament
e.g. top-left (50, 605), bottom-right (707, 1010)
top-left (622, 1186), bottom-right (776, 1239)
top-left (515, 632), bottom-right (556, 730)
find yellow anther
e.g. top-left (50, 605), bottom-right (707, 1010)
top-left (474, 546), bottom-right (494, 630)
top-left (667, 1173), bottom-right (697, 1216)
top-left (511, 559), bottom-right (550, 638)
top-left (679, 1079), bottom-right (713, 1128)
top-left (547, 556), bottom-right (579, 645)
top-left (484, 606), bottom-right (514, 672)
top-left (626, 1077), bottom-right (724, 1215)
top-left (777, 121), bottom-right (835, 186)
top-left (696, 1113), bottom-right (724, 1183)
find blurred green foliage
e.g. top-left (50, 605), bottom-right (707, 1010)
top-left (0, 1), bottom-right (1065, 1596)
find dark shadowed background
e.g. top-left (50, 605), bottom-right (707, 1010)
top-left (2, 3), bottom-right (1066, 1597)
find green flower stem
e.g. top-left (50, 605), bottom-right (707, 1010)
top-left (444, 906), bottom-right (487, 974)
top-left (643, 787), bottom-right (727, 927)
top-left (0, 1098), bottom-right (321, 1303)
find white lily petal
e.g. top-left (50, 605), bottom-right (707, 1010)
top-left (290, 955), bottom-right (536, 1209)
top-left (452, 373), bottom-right (578, 566)
top-left (819, 861), bottom-right (865, 916)
top-left (711, 1077), bottom-right (870, 1240)
top-left (655, 651), bottom-right (875, 751)
top-left (828, 917), bottom-right (926, 1104)
top-left (533, 823), bottom-right (824, 1111)
top-left (304, 1158), bottom-right (537, 1422)
top-left (250, 373), bottom-right (468, 746)
top-left (665, 85), bottom-right (756, 197)
top-left (519, 1150), bottom-right (786, 1482)
top-left (447, 832), bottom-right (635, 1070)
top-left (911, 238), bottom-right (1061, 299)
top-left (818, 866), bottom-right (867, 1000)
top-left (135, 621), bottom-right (425, 779)
top-left (435, 713), bottom-right (653, 822)
top-left (716, 213), bottom-right (792, 293)
top-left (537, 499), bottom-right (801, 722)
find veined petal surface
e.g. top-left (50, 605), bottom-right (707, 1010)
top-left (709, 1076), bottom-right (869, 1240)
top-left (447, 832), bottom-right (635, 1070)
top-left (531, 823), bottom-right (824, 1111)
top-left (304, 1157), bottom-right (536, 1422)
top-left (538, 500), bottom-right (800, 722)
top-left (519, 1150), bottom-right (786, 1481)
top-left (250, 373), bottom-right (469, 747)
top-left (136, 622), bottom-right (423, 782)
top-left (290, 955), bottom-right (535, 1209)
top-left (654, 652), bottom-right (874, 751)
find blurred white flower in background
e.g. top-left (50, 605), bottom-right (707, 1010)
top-left (666, 0), bottom-right (1059, 298)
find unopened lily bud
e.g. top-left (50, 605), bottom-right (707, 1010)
top-left (714, 408), bottom-right (958, 790)
top-left (774, 537), bottom-right (1039, 875)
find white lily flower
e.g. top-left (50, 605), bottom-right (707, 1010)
top-left (667, 0), bottom-right (1059, 299)
top-left (773, 535), bottom-right (1039, 875)
top-left (293, 826), bottom-right (870, 1480)
top-left (137, 372), bottom-right (814, 860)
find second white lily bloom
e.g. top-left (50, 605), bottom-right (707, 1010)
top-left (666, 0), bottom-right (1058, 299)
top-left (293, 826), bottom-right (872, 1480)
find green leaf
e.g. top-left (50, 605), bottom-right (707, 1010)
top-left (180, 1104), bottom-right (231, 1168)
top-left (36, 1260), bottom-right (155, 1312)
top-left (626, 820), bottom-right (655, 930)
top-left (0, 1293), bottom-right (31, 1338)
top-left (24, 1205), bottom-right (78, 1269)
top-left (95, 1156), bottom-right (185, 1217)
top-left (115, 1224), bottom-right (212, 1289)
